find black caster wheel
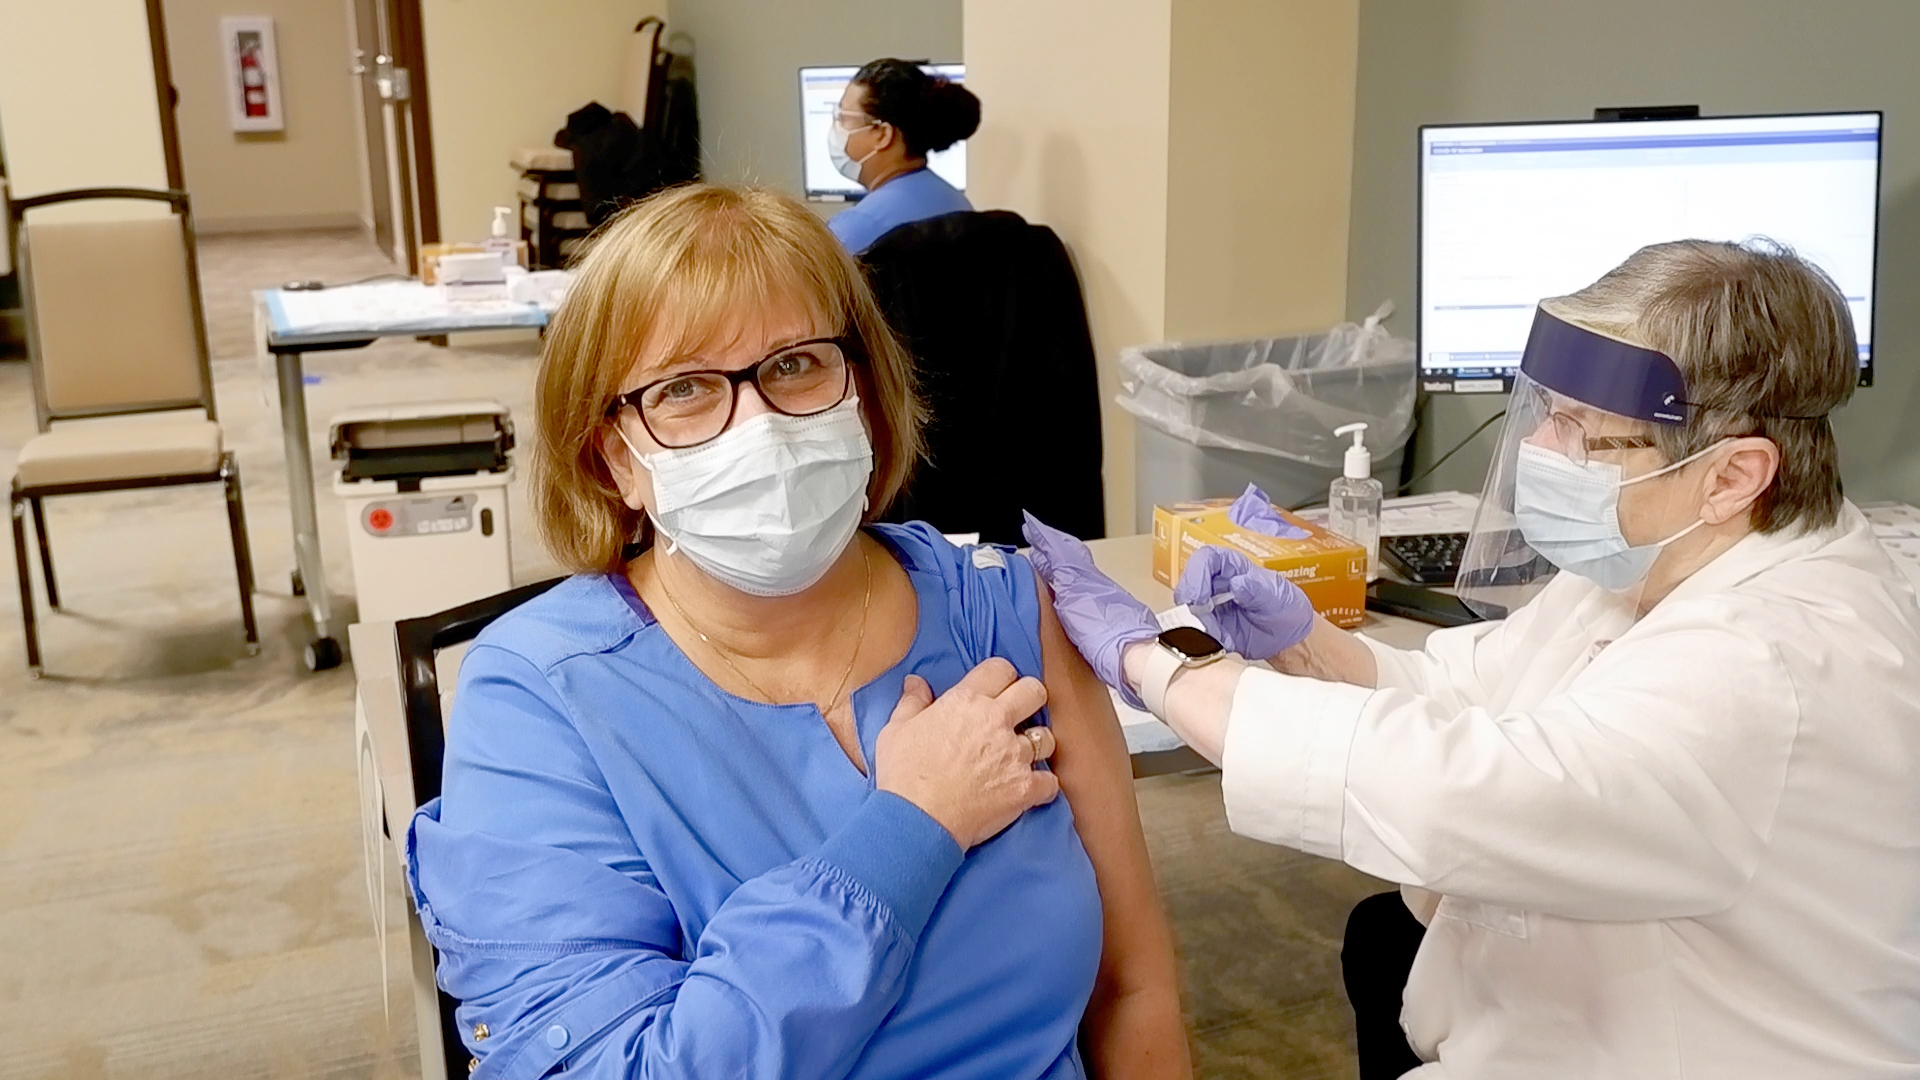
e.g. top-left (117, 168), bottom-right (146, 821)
top-left (304, 637), bottom-right (342, 672)
top-left (291, 570), bottom-right (306, 597)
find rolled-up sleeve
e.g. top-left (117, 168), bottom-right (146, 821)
top-left (406, 645), bottom-right (964, 1079)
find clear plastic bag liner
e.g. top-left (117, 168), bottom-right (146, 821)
top-left (1116, 302), bottom-right (1417, 470)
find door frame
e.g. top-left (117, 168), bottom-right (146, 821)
top-left (390, 0), bottom-right (440, 246)
top-left (148, 0), bottom-right (437, 259)
top-left (348, 0), bottom-right (396, 258)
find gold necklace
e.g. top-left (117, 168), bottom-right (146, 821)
top-left (655, 545), bottom-right (874, 719)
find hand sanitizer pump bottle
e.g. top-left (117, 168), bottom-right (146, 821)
top-left (1328, 422), bottom-right (1383, 580)
top-left (484, 206), bottom-right (516, 262)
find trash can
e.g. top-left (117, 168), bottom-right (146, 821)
top-left (331, 401), bottom-right (516, 625)
top-left (1117, 304), bottom-right (1417, 532)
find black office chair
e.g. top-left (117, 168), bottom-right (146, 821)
top-left (860, 209), bottom-right (1107, 546)
top-left (352, 578), bottom-right (563, 1080)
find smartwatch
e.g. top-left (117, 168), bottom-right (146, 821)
top-left (1138, 626), bottom-right (1227, 718)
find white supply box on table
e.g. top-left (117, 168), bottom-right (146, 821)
top-left (331, 401), bottom-right (516, 625)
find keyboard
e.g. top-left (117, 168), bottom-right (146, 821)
top-left (1381, 532), bottom-right (1467, 585)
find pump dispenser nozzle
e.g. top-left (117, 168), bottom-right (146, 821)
top-left (491, 206), bottom-right (513, 239)
top-left (1335, 422), bottom-right (1371, 480)
top-left (1328, 421), bottom-right (1382, 579)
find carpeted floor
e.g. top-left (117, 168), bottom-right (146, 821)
top-left (0, 229), bottom-right (1385, 1079)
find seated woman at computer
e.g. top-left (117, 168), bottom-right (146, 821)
top-left (405, 183), bottom-right (1190, 1079)
top-left (827, 58), bottom-right (980, 252)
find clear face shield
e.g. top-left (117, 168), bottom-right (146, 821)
top-left (1457, 308), bottom-right (1693, 619)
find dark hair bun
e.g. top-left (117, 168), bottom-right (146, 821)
top-left (920, 80), bottom-right (981, 152)
top-left (854, 58), bottom-right (983, 158)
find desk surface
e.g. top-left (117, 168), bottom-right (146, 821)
top-left (259, 282), bottom-right (549, 346)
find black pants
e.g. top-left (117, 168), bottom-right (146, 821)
top-left (1341, 891), bottom-right (1429, 1080)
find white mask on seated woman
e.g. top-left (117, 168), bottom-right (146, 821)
top-left (617, 397), bottom-right (873, 596)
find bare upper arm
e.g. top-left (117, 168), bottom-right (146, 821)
top-left (1031, 567), bottom-right (1181, 996)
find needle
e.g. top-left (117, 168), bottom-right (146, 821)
top-left (1186, 592), bottom-right (1234, 614)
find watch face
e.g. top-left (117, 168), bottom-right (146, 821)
top-left (1158, 625), bottom-right (1224, 661)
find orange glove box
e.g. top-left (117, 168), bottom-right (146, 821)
top-left (1151, 498), bottom-right (1369, 629)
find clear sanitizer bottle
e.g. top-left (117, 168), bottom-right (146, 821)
top-left (1328, 422), bottom-right (1383, 580)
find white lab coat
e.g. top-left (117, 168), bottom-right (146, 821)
top-left (1221, 502), bottom-right (1920, 1078)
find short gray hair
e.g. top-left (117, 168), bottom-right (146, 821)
top-left (1540, 239), bottom-right (1857, 533)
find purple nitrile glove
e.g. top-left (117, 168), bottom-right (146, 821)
top-left (1174, 545), bottom-right (1317, 661)
top-left (1021, 511), bottom-right (1161, 710)
top-left (1227, 482), bottom-right (1310, 540)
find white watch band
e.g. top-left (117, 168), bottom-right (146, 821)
top-left (1140, 642), bottom-right (1185, 719)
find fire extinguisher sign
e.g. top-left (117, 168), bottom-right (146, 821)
top-left (220, 16), bottom-right (284, 133)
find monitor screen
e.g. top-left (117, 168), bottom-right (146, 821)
top-left (799, 64), bottom-right (966, 201)
top-left (1419, 111), bottom-right (1882, 392)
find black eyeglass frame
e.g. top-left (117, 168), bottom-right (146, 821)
top-left (606, 335), bottom-right (862, 449)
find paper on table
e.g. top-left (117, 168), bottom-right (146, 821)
top-left (263, 281), bottom-right (547, 338)
top-left (1293, 490), bottom-right (1481, 537)
top-left (1113, 605), bottom-right (1205, 755)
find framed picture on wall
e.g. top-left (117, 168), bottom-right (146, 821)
top-left (220, 16), bottom-right (284, 133)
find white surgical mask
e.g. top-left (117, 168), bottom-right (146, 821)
top-left (618, 397), bottom-right (873, 596)
top-left (1512, 439), bottom-right (1725, 591)
top-left (827, 118), bottom-right (880, 183)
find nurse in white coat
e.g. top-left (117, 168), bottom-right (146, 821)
top-left (1025, 239), bottom-right (1920, 1078)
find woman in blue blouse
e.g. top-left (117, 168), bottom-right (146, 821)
top-left (406, 183), bottom-right (1190, 1079)
top-left (827, 58), bottom-right (977, 253)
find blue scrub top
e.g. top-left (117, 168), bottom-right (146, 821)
top-left (407, 522), bottom-right (1104, 1079)
top-left (828, 167), bottom-right (972, 253)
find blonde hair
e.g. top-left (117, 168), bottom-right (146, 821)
top-left (532, 184), bottom-right (925, 573)
top-left (1540, 239), bottom-right (1856, 533)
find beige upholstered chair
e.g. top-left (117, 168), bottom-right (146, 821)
top-left (7, 188), bottom-right (258, 676)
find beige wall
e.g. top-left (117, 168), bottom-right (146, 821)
top-left (965, 0), bottom-right (1174, 536)
top-left (0, 0), bottom-right (170, 219)
top-left (1348, 0), bottom-right (1920, 507)
top-left (967, 0), bottom-right (1359, 535)
top-left (420, 0), bottom-right (666, 246)
top-left (160, 0), bottom-right (365, 232)
top-left (1165, 0), bottom-right (1358, 340)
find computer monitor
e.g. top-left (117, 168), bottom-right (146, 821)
top-left (1419, 111), bottom-right (1882, 392)
top-left (799, 63), bottom-right (966, 201)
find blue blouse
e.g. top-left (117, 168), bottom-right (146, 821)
top-left (407, 522), bottom-right (1104, 1079)
top-left (828, 167), bottom-right (972, 253)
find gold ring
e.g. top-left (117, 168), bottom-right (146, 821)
top-left (1024, 726), bottom-right (1047, 761)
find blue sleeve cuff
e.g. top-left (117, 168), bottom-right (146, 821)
top-left (815, 791), bottom-right (964, 939)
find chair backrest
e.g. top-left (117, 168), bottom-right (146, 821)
top-left (10, 188), bottom-right (214, 430)
top-left (353, 577), bottom-right (564, 1080)
top-left (861, 210), bottom-right (1107, 543)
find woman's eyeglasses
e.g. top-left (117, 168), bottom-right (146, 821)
top-left (608, 337), bottom-right (857, 449)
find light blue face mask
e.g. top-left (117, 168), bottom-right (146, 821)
top-left (1512, 440), bottom-right (1723, 591)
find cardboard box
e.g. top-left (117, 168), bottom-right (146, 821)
top-left (1152, 498), bottom-right (1369, 629)
top-left (418, 240), bottom-right (529, 285)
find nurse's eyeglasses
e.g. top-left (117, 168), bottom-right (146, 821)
top-left (1545, 413), bottom-right (1657, 466)
top-left (607, 336), bottom-right (858, 449)
top-left (1528, 386), bottom-right (1655, 466)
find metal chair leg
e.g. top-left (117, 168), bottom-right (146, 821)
top-left (28, 495), bottom-right (57, 609)
top-left (11, 488), bottom-right (43, 675)
top-left (221, 455), bottom-right (260, 649)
